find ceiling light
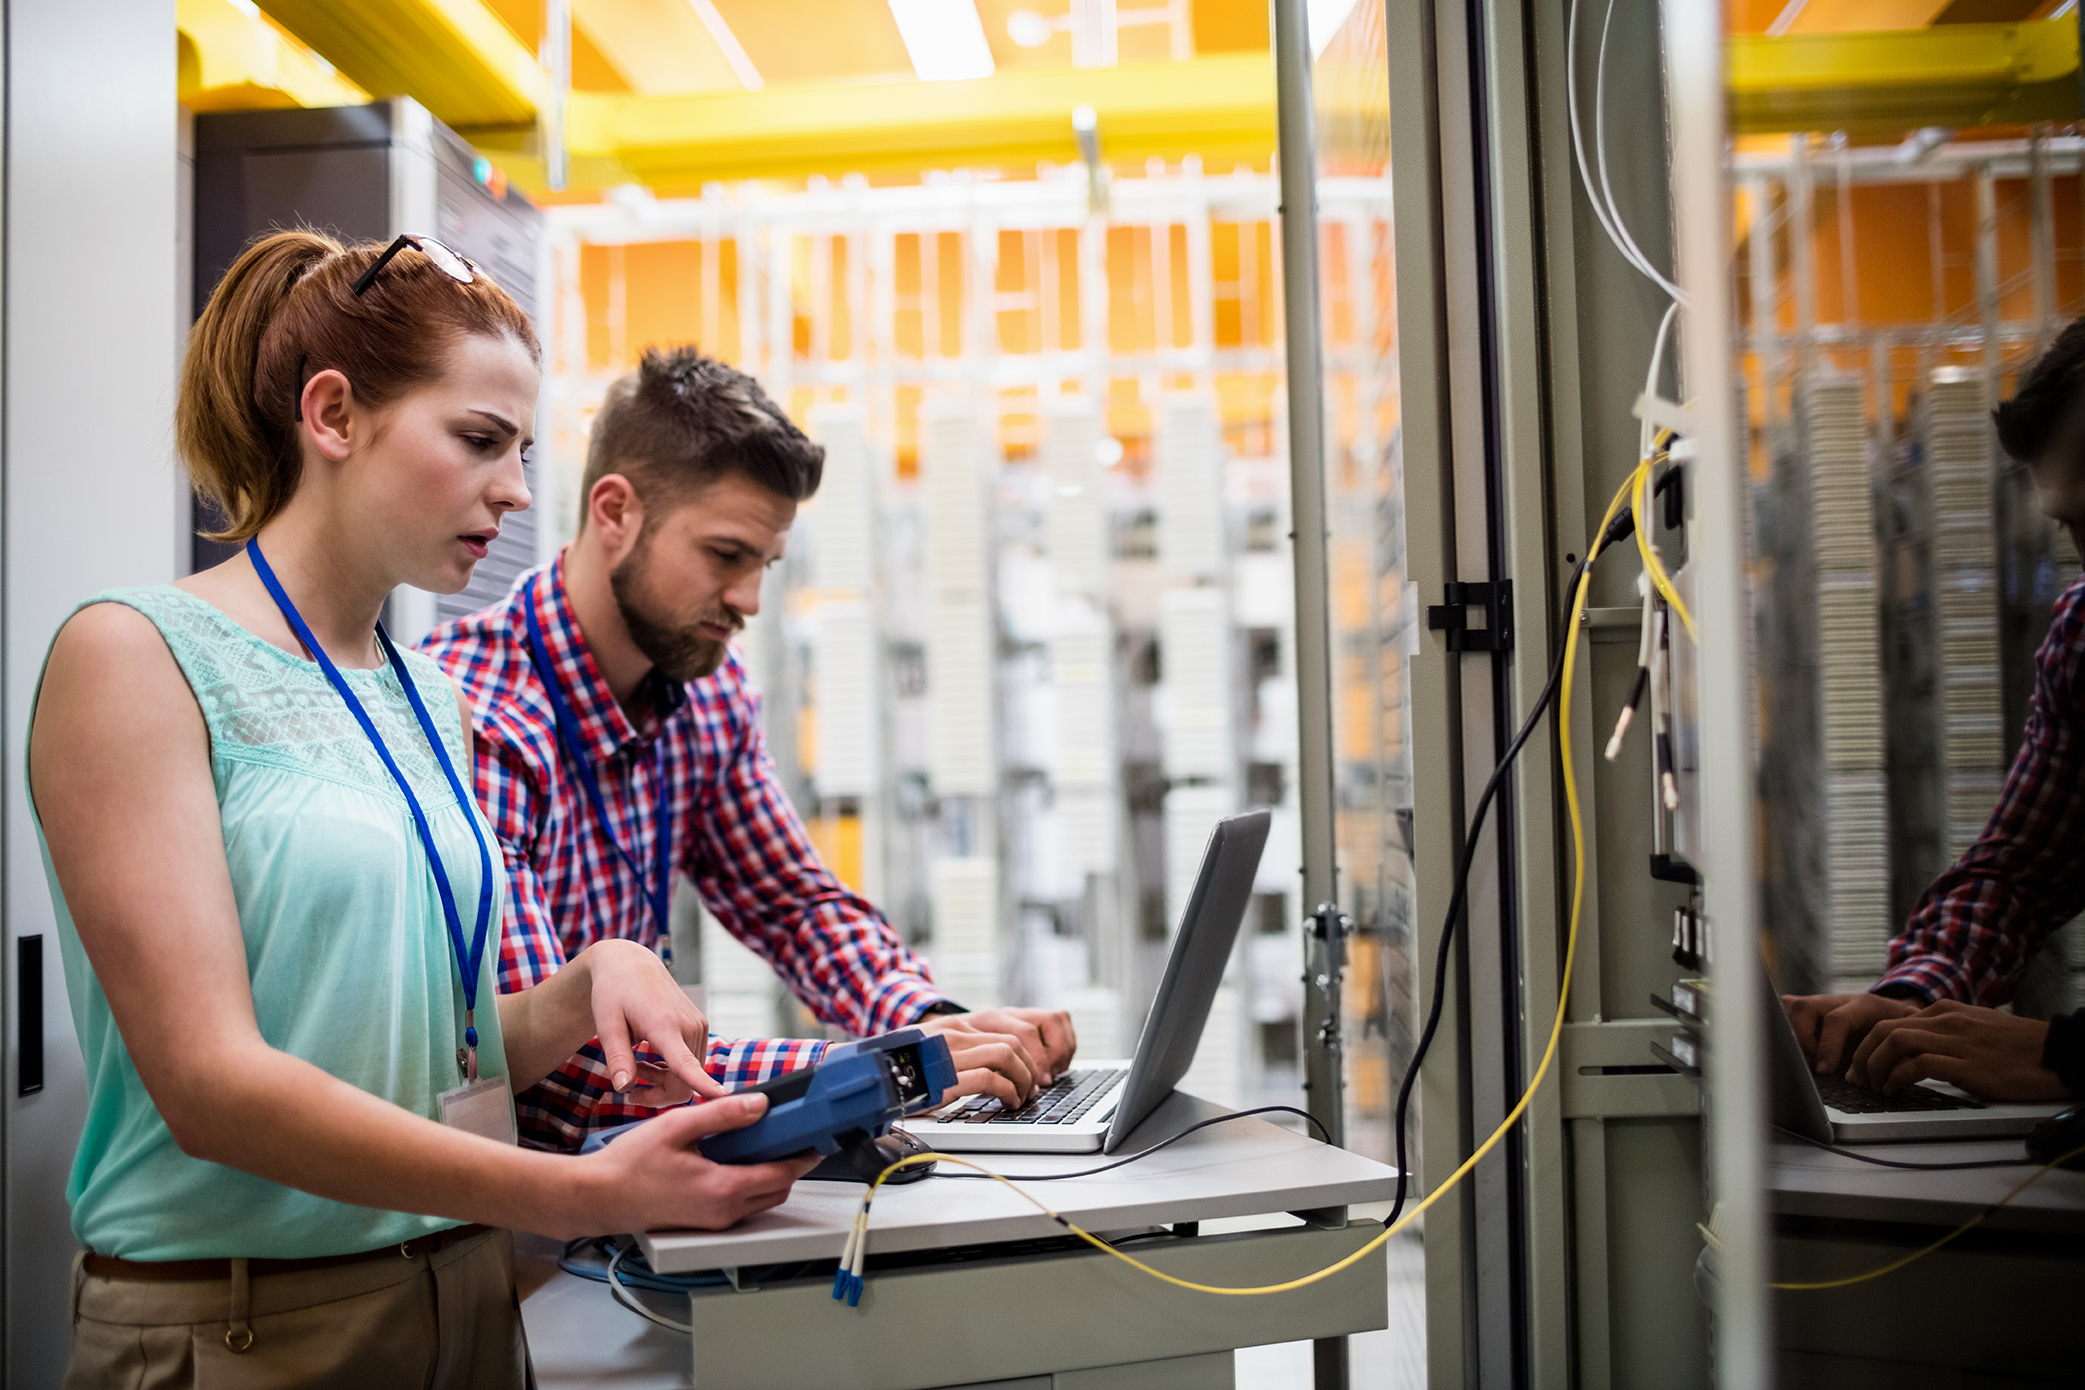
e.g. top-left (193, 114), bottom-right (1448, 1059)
top-left (1007, 9), bottom-right (1054, 47)
top-left (1763, 0), bottom-right (1808, 38)
top-left (889, 0), bottom-right (996, 82)
top-left (1306, 0), bottom-right (1359, 56)
top-left (688, 0), bottom-right (764, 90)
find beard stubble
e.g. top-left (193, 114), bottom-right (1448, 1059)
top-left (609, 533), bottom-right (741, 683)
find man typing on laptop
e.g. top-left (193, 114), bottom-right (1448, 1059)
top-left (1784, 322), bottom-right (2085, 1107)
top-left (423, 347), bottom-right (1073, 1150)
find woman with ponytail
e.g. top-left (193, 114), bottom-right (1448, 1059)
top-left (29, 229), bottom-right (814, 1387)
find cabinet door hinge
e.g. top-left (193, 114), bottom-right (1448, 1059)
top-left (1426, 580), bottom-right (1514, 653)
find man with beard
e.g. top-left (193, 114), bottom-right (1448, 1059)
top-left (423, 346), bottom-right (1073, 1151)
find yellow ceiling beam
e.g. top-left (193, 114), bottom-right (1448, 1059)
top-left (572, 0), bottom-right (744, 95)
top-left (1728, 17), bottom-right (2081, 135)
top-left (565, 53), bottom-right (1279, 186)
top-left (179, 0), bottom-right (369, 111)
top-left (257, 0), bottom-right (545, 128)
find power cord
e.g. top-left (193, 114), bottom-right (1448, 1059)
top-left (1383, 559), bottom-right (1581, 1230)
top-left (1772, 1125), bottom-right (2042, 1172)
top-left (558, 1238), bottom-right (711, 1335)
top-left (1384, 486), bottom-right (1647, 1231)
top-left (605, 1241), bottom-right (696, 1334)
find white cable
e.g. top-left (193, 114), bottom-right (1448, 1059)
top-left (1565, 0), bottom-right (1640, 289)
top-left (1642, 300), bottom-right (1681, 457)
top-left (606, 1242), bottom-right (696, 1336)
top-left (1650, 606), bottom-right (1679, 810)
top-left (1593, 0), bottom-right (1687, 304)
top-left (1605, 573), bottom-right (1657, 761)
top-left (1566, 0), bottom-right (1686, 303)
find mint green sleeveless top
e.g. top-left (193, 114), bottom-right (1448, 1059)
top-left (31, 586), bottom-right (510, 1261)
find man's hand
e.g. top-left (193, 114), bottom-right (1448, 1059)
top-left (579, 1092), bottom-right (818, 1235)
top-left (1846, 999), bottom-right (2071, 1102)
top-left (582, 939), bottom-right (727, 1103)
top-left (918, 1007), bottom-right (1078, 1106)
top-left (1782, 992), bottom-right (1918, 1075)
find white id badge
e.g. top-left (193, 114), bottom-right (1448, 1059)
top-left (438, 1076), bottom-right (518, 1145)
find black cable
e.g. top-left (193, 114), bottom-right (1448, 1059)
top-left (938, 1105), bottom-right (1331, 1182)
top-left (1385, 508), bottom-right (1639, 1231)
top-left (1773, 1125), bottom-right (2040, 1171)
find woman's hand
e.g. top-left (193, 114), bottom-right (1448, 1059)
top-left (580, 939), bottom-right (728, 1103)
top-left (574, 1092), bottom-right (820, 1237)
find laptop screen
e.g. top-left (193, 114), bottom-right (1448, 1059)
top-left (1101, 809), bottom-right (1271, 1153)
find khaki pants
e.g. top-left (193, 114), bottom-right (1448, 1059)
top-left (66, 1226), bottom-right (533, 1390)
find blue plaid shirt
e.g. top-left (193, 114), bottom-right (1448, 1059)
top-left (421, 555), bottom-right (949, 1150)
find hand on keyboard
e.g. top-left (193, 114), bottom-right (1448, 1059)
top-left (919, 1007), bottom-right (1079, 1090)
top-left (925, 1069), bottom-right (1127, 1124)
top-left (933, 1031), bottom-right (1045, 1110)
top-left (1846, 999), bottom-right (2072, 1104)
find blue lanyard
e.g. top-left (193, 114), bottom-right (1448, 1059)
top-left (247, 539), bottom-right (497, 1076)
top-left (523, 574), bottom-right (675, 942)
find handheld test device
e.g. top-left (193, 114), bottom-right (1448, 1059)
top-left (582, 1028), bottom-right (957, 1182)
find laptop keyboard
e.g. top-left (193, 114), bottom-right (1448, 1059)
top-left (1816, 1072), bottom-right (1984, 1114)
top-left (924, 1068), bottom-right (1127, 1125)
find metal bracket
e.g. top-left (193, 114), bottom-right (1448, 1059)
top-left (1301, 902), bottom-right (1348, 1151)
top-left (1304, 902), bottom-right (1349, 1051)
top-left (1426, 579), bottom-right (1514, 652)
top-left (1559, 1020), bottom-right (1704, 1119)
top-left (1306, 901), bottom-right (1349, 972)
top-left (1650, 853), bottom-right (1701, 886)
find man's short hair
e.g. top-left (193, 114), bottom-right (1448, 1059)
top-left (1995, 317), bottom-right (2085, 463)
top-left (582, 346), bottom-right (823, 521)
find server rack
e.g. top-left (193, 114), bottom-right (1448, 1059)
top-left (190, 98), bottom-right (547, 633)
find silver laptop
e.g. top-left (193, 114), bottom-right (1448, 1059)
top-left (1765, 965), bottom-right (2067, 1143)
top-left (904, 809), bottom-right (1271, 1155)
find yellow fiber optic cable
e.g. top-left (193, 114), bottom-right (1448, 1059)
top-left (1631, 432), bottom-right (1696, 642)
top-left (852, 464), bottom-right (1648, 1299)
top-left (1767, 1141), bottom-right (2085, 1292)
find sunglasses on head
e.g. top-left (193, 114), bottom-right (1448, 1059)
top-left (350, 234), bottom-right (479, 298)
top-left (294, 236), bottom-right (483, 421)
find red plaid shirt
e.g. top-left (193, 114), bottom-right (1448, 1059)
top-left (1878, 575), bottom-right (2085, 1005)
top-left (421, 556), bottom-right (949, 1150)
